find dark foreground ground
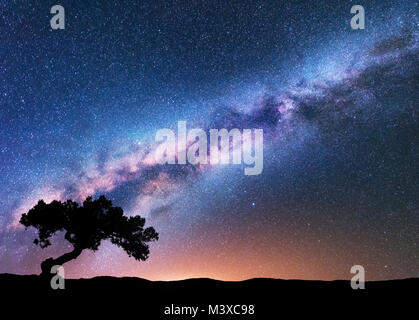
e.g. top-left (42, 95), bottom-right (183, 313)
top-left (1, 274), bottom-right (417, 318)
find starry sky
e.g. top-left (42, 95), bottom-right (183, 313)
top-left (0, 0), bottom-right (418, 281)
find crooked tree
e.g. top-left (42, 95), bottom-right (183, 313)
top-left (20, 195), bottom-right (158, 276)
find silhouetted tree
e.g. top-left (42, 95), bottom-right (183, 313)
top-left (20, 195), bottom-right (158, 276)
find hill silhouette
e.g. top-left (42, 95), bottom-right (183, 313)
top-left (1, 274), bottom-right (416, 318)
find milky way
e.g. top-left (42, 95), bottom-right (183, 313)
top-left (0, 1), bottom-right (418, 280)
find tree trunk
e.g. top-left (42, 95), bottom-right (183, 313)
top-left (40, 247), bottom-right (83, 277)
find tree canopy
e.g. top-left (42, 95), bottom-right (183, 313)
top-left (20, 195), bottom-right (158, 275)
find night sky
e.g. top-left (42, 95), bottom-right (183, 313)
top-left (0, 1), bottom-right (418, 280)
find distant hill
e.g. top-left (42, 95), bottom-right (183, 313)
top-left (1, 274), bottom-right (416, 318)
